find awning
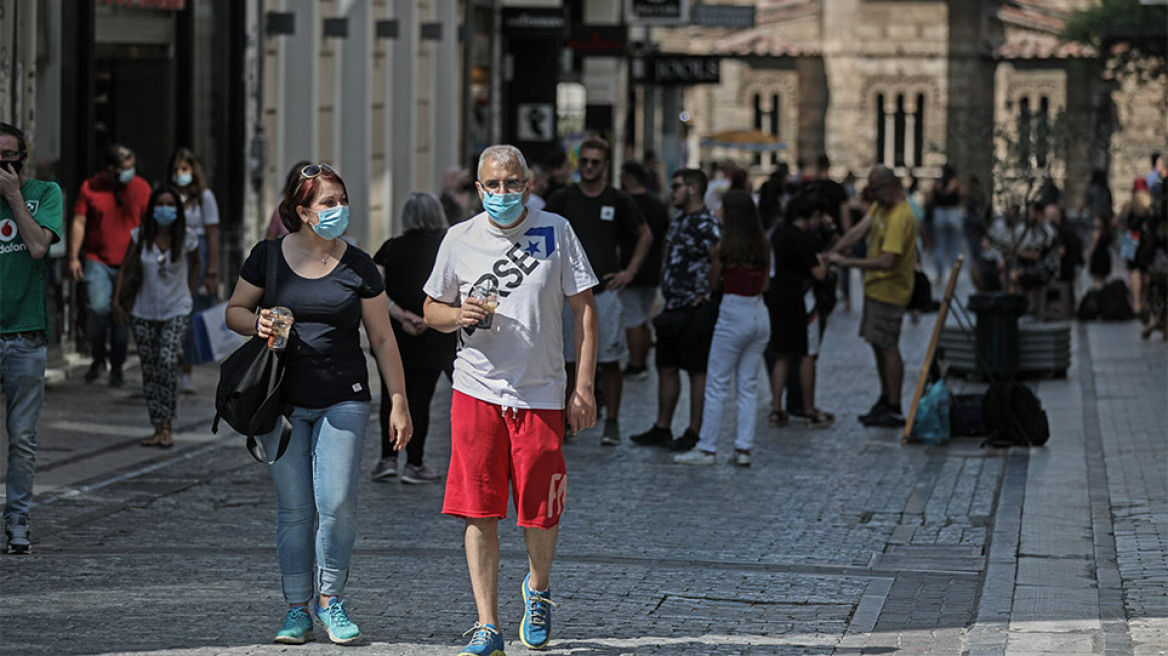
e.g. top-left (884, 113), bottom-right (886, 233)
top-left (700, 129), bottom-right (787, 152)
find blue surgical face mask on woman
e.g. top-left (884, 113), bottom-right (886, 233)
top-left (482, 191), bottom-right (526, 227)
top-left (312, 205), bottom-right (350, 240)
top-left (118, 167), bottom-right (136, 185)
top-left (173, 172), bottom-right (193, 187)
top-left (154, 205), bottom-right (178, 226)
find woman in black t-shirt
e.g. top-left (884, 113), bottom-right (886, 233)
top-left (370, 192), bottom-right (456, 484)
top-left (767, 192), bottom-right (834, 429)
top-left (225, 164), bottom-right (412, 646)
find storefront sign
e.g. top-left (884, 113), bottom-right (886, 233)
top-left (692, 3), bottom-right (755, 29)
top-left (631, 55), bottom-right (720, 85)
top-left (517, 104), bottom-right (555, 142)
top-left (502, 7), bottom-right (567, 39)
top-left (627, 0), bottom-right (689, 25)
top-left (567, 25), bottom-right (628, 56)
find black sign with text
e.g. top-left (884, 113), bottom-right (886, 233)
top-left (631, 55), bottom-right (720, 85)
top-left (628, 0), bottom-right (688, 24)
top-left (501, 7), bottom-right (567, 39)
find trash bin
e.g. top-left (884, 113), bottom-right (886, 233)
top-left (968, 292), bottom-right (1028, 379)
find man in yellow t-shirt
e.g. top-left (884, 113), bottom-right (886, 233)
top-left (828, 165), bottom-right (918, 427)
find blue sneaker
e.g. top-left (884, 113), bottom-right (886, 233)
top-left (458, 622), bottom-right (505, 656)
top-left (274, 605), bottom-right (314, 644)
top-left (315, 597), bottom-right (360, 645)
top-left (520, 573), bottom-right (557, 650)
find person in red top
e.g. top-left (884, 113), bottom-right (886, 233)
top-left (673, 190), bottom-right (772, 467)
top-left (68, 144), bottom-right (151, 387)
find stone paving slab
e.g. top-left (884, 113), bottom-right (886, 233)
top-left (2, 292), bottom-right (1165, 655)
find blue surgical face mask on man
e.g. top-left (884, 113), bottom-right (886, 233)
top-left (173, 172), bottom-right (193, 187)
top-left (154, 205), bottom-right (178, 226)
top-left (482, 191), bottom-right (526, 227)
top-left (312, 205), bottom-right (350, 240)
top-left (118, 167), bottom-right (136, 185)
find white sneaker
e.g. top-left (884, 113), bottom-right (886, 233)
top-left (673, 449), bottom-right (715, 466)
top-left (180, 373), bottom-right (196, 395)
top-left (732, 450), bottom-right (752, 467)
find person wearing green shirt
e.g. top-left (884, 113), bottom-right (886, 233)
top-left (0, 122), bottom-right (63, 554)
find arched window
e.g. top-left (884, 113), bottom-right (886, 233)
top-left (914, 93), bottom-right (925, 167)
top-left (1036, 96), bottom-right (1050, 168)
top-left (1017, 97), bottom-right (1032, 168)
top-left (752, 92), bottom-right (780, 167)
top-left (875, 91), bottom-right (925, 170)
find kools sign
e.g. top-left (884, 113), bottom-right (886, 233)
top-left (631, 56), bottom-right (721, 85)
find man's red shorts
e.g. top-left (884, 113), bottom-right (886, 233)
top-left (443, 390), bottom-right (567, 529)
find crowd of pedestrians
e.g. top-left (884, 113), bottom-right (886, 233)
top-left (4, 112), bottom-right (1167, 654)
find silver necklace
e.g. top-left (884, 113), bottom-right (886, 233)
top-left (294, 238), bottom-right (335, 265)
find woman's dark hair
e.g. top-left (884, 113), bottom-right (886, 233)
top-left (784, 189), bottom-right (823, 225)
top-left (719, 190), bottom-right (769, 269)
top-left (281, 160), bottom-right (312, 198)
top-left (278, 165), bottom-right (349, 233)
top-left (141, 184), bottom-right (187, 256)
top-left (167, 147), bottom-right (207, 207)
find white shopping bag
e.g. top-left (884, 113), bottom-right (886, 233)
top-left (198, 301), bottom-right (247, 362)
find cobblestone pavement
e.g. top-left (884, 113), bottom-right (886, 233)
top-left (1, 286), bottom-right (1164, 655)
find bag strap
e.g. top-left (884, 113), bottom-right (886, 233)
top-left (262, 238), bottom-right (279, 308)
top-left (243, 238), bottom-right (291, 464)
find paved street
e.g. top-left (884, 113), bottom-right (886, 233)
top-left (1, 289), bottom-right (1165, 656)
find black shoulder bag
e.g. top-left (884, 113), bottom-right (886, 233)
top-left (211, 240), bottom-right (292, 463)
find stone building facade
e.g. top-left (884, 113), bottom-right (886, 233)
top-left (651, 0), bottom-right (1166, 212)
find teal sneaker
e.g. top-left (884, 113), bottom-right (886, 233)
top-left (458, 622), bottom-right (505, 656)
top-left (274, 605), bottom-right (314, 645)
top-left (315, 596), bottom-right (360, 645)
top-left (520, 573), bottom-right (557, 650)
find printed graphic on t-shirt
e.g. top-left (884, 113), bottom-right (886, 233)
top-left (600, 206), bottom-right (615, 221)
top-left (474, 225), bottom-right (560, 299)
top-left (25, 199), bottom-right (39, 215)
top-left (0, 219), bottom-right (16, 242)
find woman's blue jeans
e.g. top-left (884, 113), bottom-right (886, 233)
top-left (2, 331), bottom-right (47, 523)
top-left (261, 401), bottom-right (369, 604)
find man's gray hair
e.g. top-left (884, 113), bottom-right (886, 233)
top-left (402, 192), bottom-right (448, 234)
top-left (869, 164), bottom-right (898, 188)
top-left (477, 144), bottom-right (529, 181)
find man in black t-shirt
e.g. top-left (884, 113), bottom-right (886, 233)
top-left (546, 137), bottom-right (652, 446)
top-left (618, 160), bottom-right (670, 380)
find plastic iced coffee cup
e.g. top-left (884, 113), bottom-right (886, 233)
top-left (268, 307), bottom-right (294, 351)
top-left (470, 284), bottom-right (497, 329)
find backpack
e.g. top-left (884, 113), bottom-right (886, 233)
top-left (982, 382), bottom-right (1050, 447)
top-left (1076, 288), bottom-right (1101, 320)
top-left (1099, 279), bottom-right (1134, 321)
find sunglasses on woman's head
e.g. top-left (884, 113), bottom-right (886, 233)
top-left (300, 163), bottom-right (336, 179)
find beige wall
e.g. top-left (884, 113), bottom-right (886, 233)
top-left (257, 0), bottom-right (458, 250)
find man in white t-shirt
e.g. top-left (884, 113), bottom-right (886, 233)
top-left (423, 144), bottom-right (598, 655)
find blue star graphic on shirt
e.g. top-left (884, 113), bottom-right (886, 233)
top-left (524, 240), bottom-right (542, 256)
